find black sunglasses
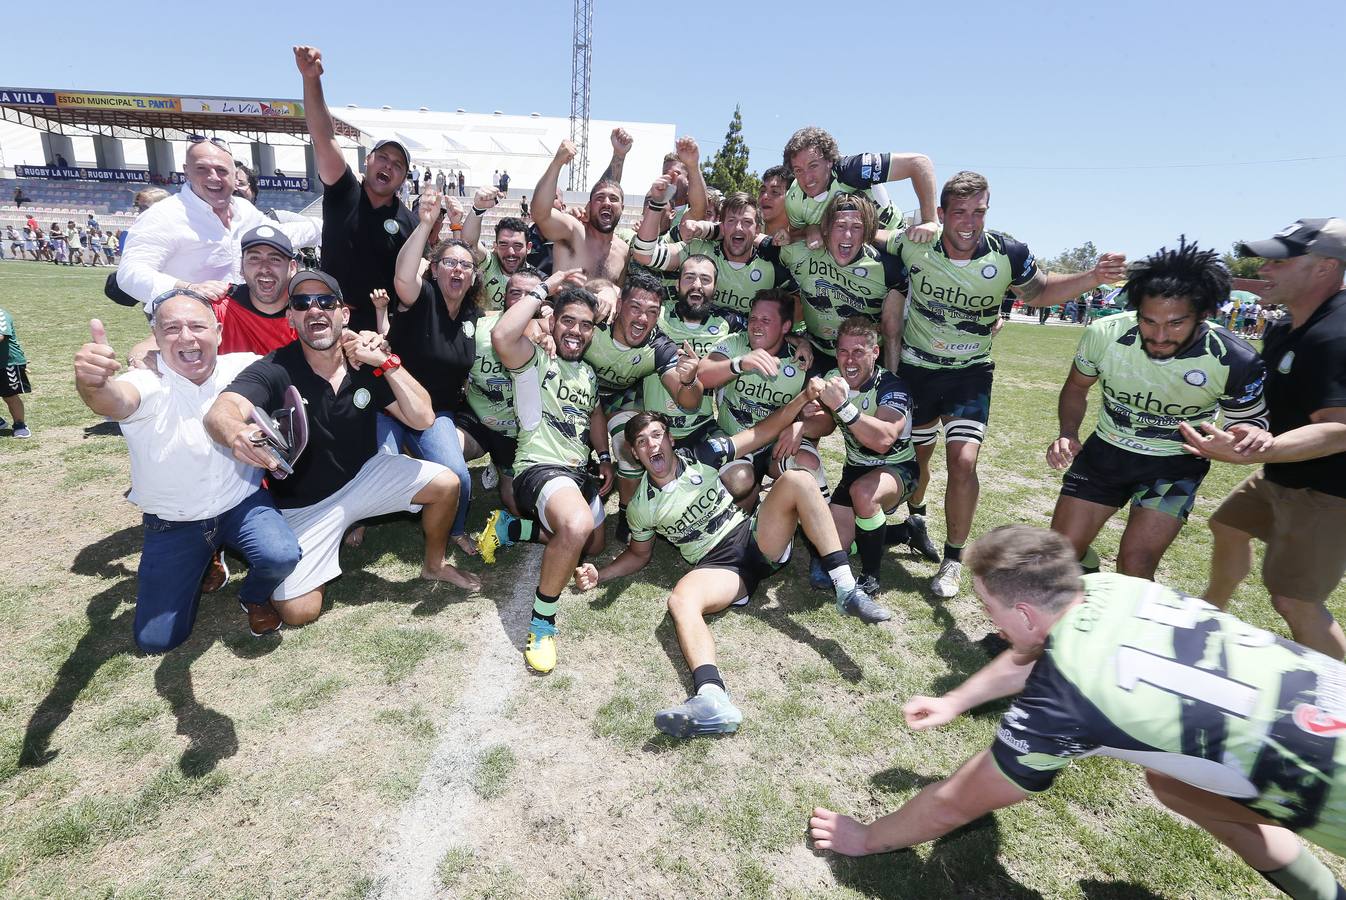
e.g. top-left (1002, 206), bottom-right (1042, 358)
top-left (289, 293), bottom-right (342, 311)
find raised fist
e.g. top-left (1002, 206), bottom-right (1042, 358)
top-left (293, 45), bottom-right (324, 79)
top-left (610, 128), bottom-right (633, 157)
top-left (555, 140), bottom-right (578, 165)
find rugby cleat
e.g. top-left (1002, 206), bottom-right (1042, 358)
top-left (931, 560), bottom-right (963, 599)
top-left (477, 508), bottom-right (516, 565)
top-left (856, 574), bottom-right (881, 597)
top-left (838, 586), bottom-right (892, 624)
top-left (903, 515), bottom-right (940, 562)
top-left (654, 684), bottom-right (742, 738)
top-left (524, 619), bottom-right (557, 674)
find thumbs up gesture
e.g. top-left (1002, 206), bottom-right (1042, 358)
top-left (75, 319), bottom-right (122, 388)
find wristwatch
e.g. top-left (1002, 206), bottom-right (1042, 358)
top-left (373, 354), bottom-right (402, 377)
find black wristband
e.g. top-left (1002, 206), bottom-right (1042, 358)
top-left (471, 205), bottom-right (487, 216)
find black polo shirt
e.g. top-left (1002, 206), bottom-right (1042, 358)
top-left (226, 341), bottom-right (395, 509)
top-left (1262, 289), bottom-right (1346, 498)
top-left (319, 165), bottom-right (418, 333)
top-left (387, 280), bottom-right (481, 412)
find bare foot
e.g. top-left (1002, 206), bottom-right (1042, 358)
top-left (452, 533), bottom-right (480, 556)
top-left (344, 525), bottom-right (366, 548)
top-left (421, 563), bottom-right (482, 591)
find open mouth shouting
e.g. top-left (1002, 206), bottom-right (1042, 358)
top-left (646, 447), bottom-right (670, 477)
top-left (559, 334), bottom-right (585, 358)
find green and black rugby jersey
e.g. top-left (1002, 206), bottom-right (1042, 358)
top-left (709, 332), bottom-right (809, 436)
top-left (779, 242), bottom-right (905, 355)
top-left (891, 228), bottom-right (1037, 370)
top-left (477, 253), bottom-right (508, 311)
top-left (627, 435), bottom-right (744, 564)
top-left (465, 314), bottom-right (517, 437)
top-left (681, 237), bottom-right (794, 318)
top-left (823, 366), bottom-right (914, 466)
top-left (640, 307), bottom-right (742, 439)
top-left (510, 344), bottom-right (599, 471)
top-left (1073, 313), bottom-right (1268, 456)
top-left (785, 152), bottom-right (901, 230)
top-left (993, 573), bottom-right (1346, 857)
top-left (584, 324), bottom-right (680, 411)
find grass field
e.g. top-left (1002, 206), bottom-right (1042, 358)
top-left (1, 261), bottom-right (1343, 899)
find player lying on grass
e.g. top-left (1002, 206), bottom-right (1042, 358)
top-left (810, 524), bottom-right (1346, 900)
top-left (572, 381), bottom-right (891, 739)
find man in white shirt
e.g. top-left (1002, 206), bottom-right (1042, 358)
top-left (115, 137), bottom-right (320, 305)
top-left (73, 291), bottom-right (301, 652)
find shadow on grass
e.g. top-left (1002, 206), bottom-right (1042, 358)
top-left (820, 766), bottom-right (1045, 900)
top-left (18, 523), bottom-right (281, 779)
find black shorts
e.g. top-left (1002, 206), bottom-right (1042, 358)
top-left (1, 365), bottom-right (30, 397)
top-left (457, 410), bottom-right (518, 473)
top-left (513, 463), bottom-right (601, 529)
top-left (673, 420), bottom-right (725, 452)
top-left (693, 516), bottom-right (787, 603)
top-left (830, 460), bottom-right (919, 509)
top-left (898, 361), bottom-right (993, 430)
top-left (1060, 435), bottom-right (1211, 522)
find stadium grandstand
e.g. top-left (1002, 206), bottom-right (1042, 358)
top-left (0, 86), bottom-right (673, 238)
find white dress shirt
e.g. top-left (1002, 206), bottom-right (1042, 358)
top-left (116, 185), bottom-right (320, 303)
top-left (119, 352), bottom-right (263, 521)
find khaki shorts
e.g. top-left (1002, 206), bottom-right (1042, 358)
top-left (1211, 470), bottom-right (1346, 603)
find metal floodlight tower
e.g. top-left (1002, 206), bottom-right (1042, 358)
top-left (567, 0), bottom-right (593, 191)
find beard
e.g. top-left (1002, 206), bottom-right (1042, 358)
top-left (675, 293), bottom-right (710, 323)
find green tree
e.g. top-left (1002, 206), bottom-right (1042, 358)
top-left (1222, 245), bottom-right (1264, 279)
top-left (701, 105), bottom-right (761, 198)
top-left (1042, 241), bottom-right (1100, 274)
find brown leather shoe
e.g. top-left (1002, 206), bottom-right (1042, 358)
top-left (201, 552), bottom-right (230, 594)
top-left (240, 600), bottom-right (282, 637)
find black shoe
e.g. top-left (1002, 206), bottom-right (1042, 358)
top-left (904, 515), bottom-right (940, 562)
top-left (614, 513), bottom-right (630, 544)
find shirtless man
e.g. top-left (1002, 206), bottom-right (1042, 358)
top-left (532, 139), bottom-right (631, 284)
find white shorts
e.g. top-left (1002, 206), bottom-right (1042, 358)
top-left (274, 453), bottom-right (446, 601)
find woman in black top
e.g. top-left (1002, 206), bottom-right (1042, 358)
top-left (378, 191), bottom-right (483, 554)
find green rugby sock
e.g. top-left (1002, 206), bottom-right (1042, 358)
top-left (1258, 848), bottom-right (1344, 900)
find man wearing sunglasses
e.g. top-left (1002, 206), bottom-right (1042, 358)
top-left (295, 45), bottom-right (418, 333)
top-left (116, 134), bottom-right (319, 306)
top-left (73, 291), bottom-right (300, 650)
top-left (207, 270), bottom-right (478, 629)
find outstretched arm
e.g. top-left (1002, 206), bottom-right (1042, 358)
top-left (533, 141), bottom-right (586, 247)
top-left (1016, 254), bottom-right (1128, 308)
top-left (461, 187), bottom-right (499, 263)
top-left (293, 45), bottom-right (347, 187)
top-left (676, 136), bottom-right (707, 222)
top-left (884, 152), bottom-right (938, 240)
top-left (393, 188), bottom-right (442, 306)
top-left (809, 749), bottom-right (1028, 856)
top-left (575, 535), bottom-right (653, 590)
top-left (492, 281), bottom-right (549, 371)
top-left (598, 127), bottom-right (633, 184)
top-left (74, 319), bottom-right (141, 420)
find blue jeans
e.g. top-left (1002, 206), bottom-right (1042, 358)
top-left (378, 411), bottom-right (470, 536)
top-left (135, 489), bottom-right (301, 654)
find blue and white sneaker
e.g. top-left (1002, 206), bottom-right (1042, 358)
top-left (808, 556), bottom-right (831, 591)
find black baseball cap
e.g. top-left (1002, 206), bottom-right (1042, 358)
top-left (241, 224), bottom-right (295, 258)
top-left (371, 138), bottom-right (411, 169)
top-left (287, 269), bottom-right (343, 299)
top-left (1236, 218), bottom-right (1346, 262)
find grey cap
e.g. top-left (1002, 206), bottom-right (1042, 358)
top-left (1236, 218), bottom-right (1346, 262)
top-left (371, 138), bottom-right (411, 168)
top-left (240, 224), bottom-right (294, 258)
top-left (287, 269), bottom-right (343, 299)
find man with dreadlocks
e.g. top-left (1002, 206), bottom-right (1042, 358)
top-left (1045, 238), bottom-right (1270, 579)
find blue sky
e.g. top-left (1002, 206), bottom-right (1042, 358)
top-left (7, 0), bottom-right (1344, 260)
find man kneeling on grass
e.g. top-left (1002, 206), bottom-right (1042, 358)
top-left (74, 293), bottom-right (300, 651)
top-left (810, 524), bottom-right (1346, 900)
top-left (572, 380), bottom-right (891, 739)
top-left (205, 270), bottom-right (479, 628)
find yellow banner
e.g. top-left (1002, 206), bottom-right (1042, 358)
top-left (55, 92), bottom-right (181, 112)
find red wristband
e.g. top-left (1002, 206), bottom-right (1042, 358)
top-left (373, 354), bottom-right (401, 377)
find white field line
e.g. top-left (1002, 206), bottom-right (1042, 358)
top-left (375, 543), bottom-right (540, 899)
